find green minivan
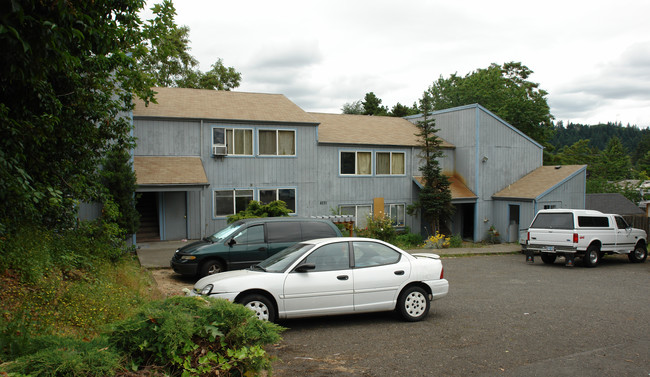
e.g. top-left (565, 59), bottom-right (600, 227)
top-left (170, 217), bottom-right (342, 277)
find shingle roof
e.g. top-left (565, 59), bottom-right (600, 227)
top-left (413, 175), bottom-right (476, 200)
top-left (493, 165), bottom-right (587, 200)
top-left (585, 193), bottom-right (644, 215)
top-left (310, 112), bottom-right (454, 148)
top-left (134, 156), bottom-right (208, 185)
top-left (133, 87), bottom-right (318, 124)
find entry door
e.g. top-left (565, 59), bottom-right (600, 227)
top-left (164, 192), bottom-right (187, 240)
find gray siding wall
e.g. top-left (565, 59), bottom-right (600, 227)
top-left (134, 119), bottom-right (201, 156)
top-left (537, 170), bottom-right (586, 211)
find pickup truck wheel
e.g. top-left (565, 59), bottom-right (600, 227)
top-left (628, 244), bottom-right (647, 263)
top-left (541, 253), bottom-right (557, 264)
top-left (583, 245), bottom-right (600, 267)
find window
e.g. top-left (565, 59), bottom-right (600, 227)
top-left (531, 213), bottom-right (573, 229)
top-left (214, 189), bottom-right (253, 216)
top-left (302, 242), bottom-right (350, 271)
top-left (259, 188), bottom-right (296, 212)
top-left (388, 204), bottom-right (405, 227)
top-left (259, 129), bottom-right (295, 156)
top-left (340, 205), bottom-right (372, 228)
top-left (212, 128), bottom-right (226, 153)
top-left (267, 222), bottom-right (301, 243)
top-left (301, 222), bottom-right (338, 240)
top-left (543, 204), bottom-right (557, 210)
top-left (578, 216), bottom-right (610, 227)
top-left (615, 216), bottom-right (629, 230)
top-left (340, 151), bottom-right (371, 175)
top-left (353, 241), bottom-right (400, 268)
top-left (226, 128), bottom-right (253, 155)
top-left (232, 225), bottom-right (265, 245)
top-left (376, 152), bottom-right (405, 175)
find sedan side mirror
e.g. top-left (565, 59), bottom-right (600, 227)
top-left (294, 263), bottom-right (316, 273)
top-left (228, 238), bottom-right (237, 247)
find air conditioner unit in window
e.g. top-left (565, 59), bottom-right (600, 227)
top-left (212, 145), bottom-right (227, 156)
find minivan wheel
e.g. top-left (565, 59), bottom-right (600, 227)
top-left (397, 286), bottom-right (430, 322)
top-left (583, 245), bottom-right (599, 267)
top-left (628, 244), bottom-right (647, 263)
top-left (200, 259), bottom-right (225, 277)
top-left (238, 294), bottom-right (275, 322)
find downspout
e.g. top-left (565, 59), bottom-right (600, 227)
top-left (200, 119), bottom-right (205, 238)
top-left (474, 106), bottom-right (480, 242)
top-left (130, 107), bottom-right (136, 246)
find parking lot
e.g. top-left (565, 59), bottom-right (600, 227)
top-left (267, 253), bottom-right (650, 376)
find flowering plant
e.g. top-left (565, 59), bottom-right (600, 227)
top-left (424, 231), bottom-right (450, 249)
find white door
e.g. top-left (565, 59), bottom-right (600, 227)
top-left (614, 216), bottom-right (636, 253)
top-left (351, 241), bottom-right (411, 312)
top-left (282, 242), bottom-right (354, 318)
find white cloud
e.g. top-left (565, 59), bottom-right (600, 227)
top-left (147, 0), bottom-right (650, 127)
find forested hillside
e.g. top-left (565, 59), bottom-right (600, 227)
top-left (549, 121), bottom-right (649, 154)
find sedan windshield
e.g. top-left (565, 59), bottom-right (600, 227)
top-left (206, 223), bottom-right (243, 242)
top-left (257, 243), bottom-right (315, 273)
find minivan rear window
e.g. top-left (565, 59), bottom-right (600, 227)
top-left (301, 222), bottom-right (337, 240)
top-left (578, 216), bottom-right (609, 227)
top-left (267, 222), bottom-right (301, 243)
top-left (531, 213), bottom-right (573, 229)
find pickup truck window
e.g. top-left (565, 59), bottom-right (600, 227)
top-left (531, 213), bottom-right (573, 229)
top-left (578, 216), bottom-right (609, 227)
top-left (615, 216), bottom-right (629, 230)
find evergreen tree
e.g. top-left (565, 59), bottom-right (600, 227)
top-left (408, 92), bottom-right (453, 234)
top-left (591, 137), bottom-right (632, 181)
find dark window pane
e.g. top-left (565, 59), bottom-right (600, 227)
top-left (341, 152), bottom-right (355, 174)
top-left (301, 222), bottom-right (337, 240)
top-left (267, 222), bottom-right (301, 243)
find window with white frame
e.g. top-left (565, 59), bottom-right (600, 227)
top-left (259, 129), bottom-right (295, 156)
top-left (340, 151), bottom-right (371, 175)
top-left (340, 205), bottom-right (372, 228)
top-left (259, 188), bottom-right (296, 212)
top-left (214, 189), bottom-right (253, 216)
top-left (388, 203), bottom-right (405, 227)
top-left (376, 152), bottom-right (405, 175)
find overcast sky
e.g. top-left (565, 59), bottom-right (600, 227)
top-left (145, 0), bottom-right (650, 128)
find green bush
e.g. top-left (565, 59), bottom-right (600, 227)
top-left (0, 335), bottom-right (121, 376)
top-left (449, 234), bottom-right (463, 248)
top-left (227, 200), bottom-right (292, 223)
top-left (394, 231), bottom-right (423, 249)
top-left (109, 296), bottom-right (284, 376)
top-left (356, 214), bottom-right (396, 242)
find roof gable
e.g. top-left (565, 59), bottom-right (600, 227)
top-left (585, 193), bottom-right (644, 215)
top-left (133, 87), bottom-right (317, 124)
top-left (311, 112), bottom-right (454, 148)
top-left (493, 165), bottom-right (586, 200)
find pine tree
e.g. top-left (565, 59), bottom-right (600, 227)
top-left (408, 92), bottom-right (454, 234)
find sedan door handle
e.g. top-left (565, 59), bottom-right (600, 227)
top-left (337, 275), bottom-right (349, 280)
top-left (258, 247), bottom-right (266, 251)
top-left (394, 270), bottom-right (405, 275)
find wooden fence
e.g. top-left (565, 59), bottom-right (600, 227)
top-left (623, 215), bottom-right (649, 236)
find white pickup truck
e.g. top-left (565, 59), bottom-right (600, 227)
top-left (523, 209), bottom-right (647, 267)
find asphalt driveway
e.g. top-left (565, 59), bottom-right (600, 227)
top-left (268, 253), bottom-right (650, 376)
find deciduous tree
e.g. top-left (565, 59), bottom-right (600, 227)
top-left (428, 62), bottom-right (554, 144)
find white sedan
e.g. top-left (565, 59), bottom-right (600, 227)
top-left (189, 237), bottom-right (449, 322)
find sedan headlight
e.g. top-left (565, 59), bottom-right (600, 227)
top-left (200, 284), bottom-right (213, 295)
top-left (180, 255), bottom-right (196, 261)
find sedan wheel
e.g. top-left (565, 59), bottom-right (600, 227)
top-left (397, 286), bottom-right (430, 322)
top-left (238, 294), bottom-right (275, 322)
top-left (628, 245), bottom-right (647, 263)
